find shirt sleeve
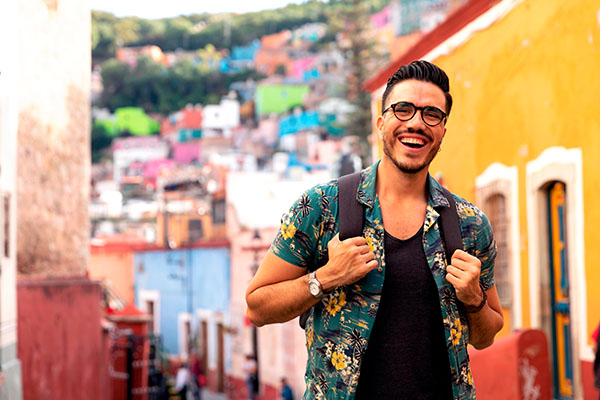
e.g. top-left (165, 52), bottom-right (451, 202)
top-left (269, 186), bottom-right (323, 269)
top-left (475, 211), bottom-right (497, 292)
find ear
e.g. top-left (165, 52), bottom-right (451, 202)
top-left (376, 115), bottom-right (385, 140)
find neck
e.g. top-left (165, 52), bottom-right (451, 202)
top-left (376, 157), bottom-right (429, 202)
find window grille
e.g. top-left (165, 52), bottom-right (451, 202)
top-left (485, 193), bottom-right (512, 306)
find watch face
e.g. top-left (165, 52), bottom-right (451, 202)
top-left (309, 282), bottom-right (320, 297)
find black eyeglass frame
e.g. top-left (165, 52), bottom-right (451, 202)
top-left (382, 101), bottom-right (447, 127)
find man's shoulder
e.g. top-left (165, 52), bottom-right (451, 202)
top-left (447, 191), bottom-right (491, 230)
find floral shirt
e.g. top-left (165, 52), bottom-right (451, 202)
top-left (270, 161), bottom-right (497, 400)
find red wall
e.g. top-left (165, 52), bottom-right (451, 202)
top-left (17, 277), bottom-right (106, 400)
top-left (469, 329), bottom-right (552, 400)
top-left (582, 360), bottom-right (599, 400)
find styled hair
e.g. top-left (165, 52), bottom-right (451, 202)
top-left (381, 60), bottom-right (452, 115)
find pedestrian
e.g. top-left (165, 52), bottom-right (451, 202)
top-left (593, 322), bottom-right (600, 399)
top-left (280, 377), bottom-right (294, 400)
top-left (245, 60), bottom-right (504, 399)
top-left (175, 360), bottom-right (191, 400)
top-left (189, 351), bottom-right (206, 400)
top-left (243, 354), bottom-right (258, 400)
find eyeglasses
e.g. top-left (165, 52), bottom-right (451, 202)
top-left (382, 101), bottom-right (447, 127)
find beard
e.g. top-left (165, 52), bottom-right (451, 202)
top-left (382, 129), bottom-right (441, 174)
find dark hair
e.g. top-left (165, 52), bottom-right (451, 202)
top-left (381, 60), bottom-right (452, 115)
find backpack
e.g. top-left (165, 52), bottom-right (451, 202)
top-left (299, 171), bottom-right (463, 329)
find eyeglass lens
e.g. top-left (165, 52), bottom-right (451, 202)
top-left (394, 102), bottom-right (444, 126)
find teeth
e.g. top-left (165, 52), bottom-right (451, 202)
top-left (400, 137), bottom-right (425, 145)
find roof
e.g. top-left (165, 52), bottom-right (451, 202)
top-left (364, 0), bottom-right (503, 92)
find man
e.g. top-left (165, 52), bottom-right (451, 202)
top-left (174, 360), bottom-right (191, 399)
top-left (246, 60), bottom-right (504, 399)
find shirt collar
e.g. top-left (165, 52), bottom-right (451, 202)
top-left (355, 159), bottom-right (450, 209)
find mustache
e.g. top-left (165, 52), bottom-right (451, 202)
top-left (393, 128), bottom-right (433, 141)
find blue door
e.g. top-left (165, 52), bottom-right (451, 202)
top-left (547, 182), bottom-right (573, 399)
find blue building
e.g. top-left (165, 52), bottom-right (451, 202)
top-left (220, 40), bottom-right (261, 74)
top-left (134, 244), bottom-right (230, 359)
top-left (279, 111), bottom-right (320, 137)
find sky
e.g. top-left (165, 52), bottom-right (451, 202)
top-left (91, 0), bottom-right (307, 19)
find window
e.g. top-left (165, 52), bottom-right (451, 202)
top-left (212, 198), bottom-right (226, 224)
top-left (188, 219), bottom-right (204, 242)
top-left (485, 193), bottom-right (511, 306)
top-left (475, 162), bottom-right (521, 329)
top-left (146, 300), bottom-right (155, 334)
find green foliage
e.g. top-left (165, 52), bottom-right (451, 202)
top-left (96, 56), bottom-right (264, 114)
top-left (91, 121), bottom-right (113, 163)
top-left (91, 0), bottom-right (391, 59)
top-left (115, 107), bottom-right (160, 135)
top-left (331, 0), bottom-right (388, 165)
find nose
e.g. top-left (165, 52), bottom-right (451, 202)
top-left (404, 109), bottom-right (426, 130)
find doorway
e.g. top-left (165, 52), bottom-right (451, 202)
top-left (545, 181), bottom-right (574, 399)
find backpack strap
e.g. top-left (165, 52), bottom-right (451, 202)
top-left (338, 172), bottom-right (364, 240)
top-left (437, 187), bottom-right (463, 264)
top-left (299, 171), bottom-right (363, 329)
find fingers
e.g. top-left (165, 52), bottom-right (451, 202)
top-left (451, 250), bottom-right (481, 267)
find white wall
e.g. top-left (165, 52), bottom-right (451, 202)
top-left (202, 99), bottom-right (240, 132)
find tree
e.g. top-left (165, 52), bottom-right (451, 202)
top-left (330, 0), bottom-right (383, 166)
top-left (91, 122), bottom-right (113, 163)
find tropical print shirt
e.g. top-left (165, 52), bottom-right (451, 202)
top-left (270, 161), bottom-right (497, 400)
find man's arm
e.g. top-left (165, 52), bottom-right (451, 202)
top-left (464, 286), bottom-right (504, 349)
top-left (245, 251), bottom-right (317, 327)
top-left (246, 234), bottom-right (378, 327)
top-left (446, 250), bottom-right (504, 349)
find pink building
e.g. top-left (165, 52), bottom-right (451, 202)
top-left (370, 5), bottom-right (392, 29)
top-left (173, 141), bottom-right (200, 164)
top-left (290, 56), bottom-right (317, 79)
top-left (226, 170), bottom-right (332, 400)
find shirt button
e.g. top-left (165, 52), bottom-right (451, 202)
top-left (378, 267), bottom-right (383, 272)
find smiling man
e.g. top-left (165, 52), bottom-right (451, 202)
top-left (246, 60), bottom-right (504, 399)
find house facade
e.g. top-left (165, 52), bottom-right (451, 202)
top-left (365, 0), bottom-right (600, 398)
top-left (226, 170), bottom-right (331, 399)
top-left (133, 243), bottom-right (231, 392)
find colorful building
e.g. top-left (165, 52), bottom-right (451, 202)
top-left (226, 170), bottom-right (332, 400)
top-left (254, 48), bottom-right (292, 76)
top-left (255, 85), bottom-right (310, 116)
top-left (365, 0), bottom-right (600, 398)
top-left (279, 111), bottom-right (320, 137)
top-left (133, 243), bottom-right (231, 392)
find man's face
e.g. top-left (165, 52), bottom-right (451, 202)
top-left (377, 79), bottom-right (447, 174)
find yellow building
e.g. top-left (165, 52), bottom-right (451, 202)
top-left (366, 0), bottom-right (599, 398)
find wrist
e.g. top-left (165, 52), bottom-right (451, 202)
top-left (315, 269), bottom-right (337, 293)
top-left (463, 283), bottom-right (487, 313)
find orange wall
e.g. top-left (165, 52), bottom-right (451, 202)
top-left (88, 249), bottom-right (135, 304)
top-left (156, 213), bottom-right (225, 248)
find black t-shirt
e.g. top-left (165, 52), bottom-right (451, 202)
top-left (354, 227), bottom-right (453, 399)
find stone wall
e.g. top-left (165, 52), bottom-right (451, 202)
top-left (16, 0), bottom-right (91, 275)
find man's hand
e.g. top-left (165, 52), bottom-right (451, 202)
top-left (446, 249), bottom-right (484, 308)
top-left (317, 234), bottom-right (379, 292)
